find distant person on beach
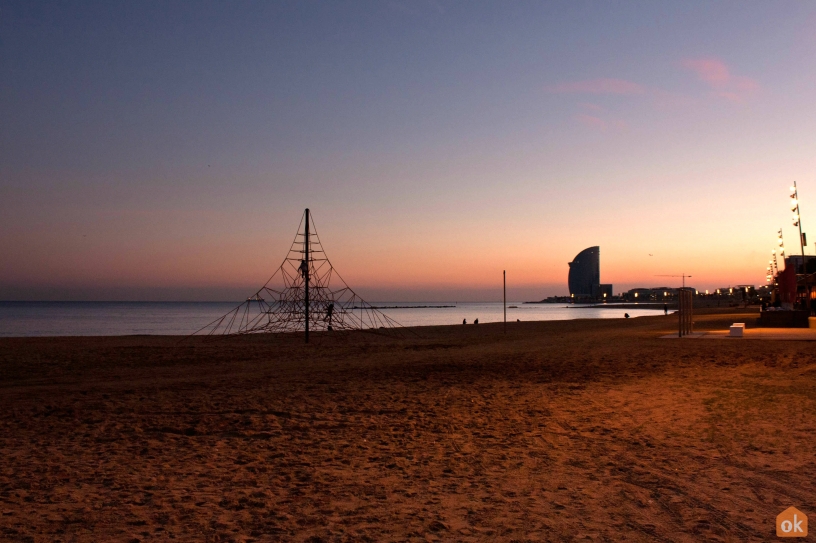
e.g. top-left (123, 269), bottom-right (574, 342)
top-left (664, 303), bottom-right (668, 315)
top-left (474, 319), bottom-right (479, 324)
top-left (463, 319), bottom-right (466, 325)
top-left (624, 313), bottom-right (630, 319)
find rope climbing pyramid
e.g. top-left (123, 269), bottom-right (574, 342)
top-left (193, 209), bottom-right (407, 342)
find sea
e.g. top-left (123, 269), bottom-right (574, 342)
top-left (0, 301), bottom-right (664, 337)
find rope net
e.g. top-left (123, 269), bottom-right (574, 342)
top-left (194, 210), bottom-right (407, 338)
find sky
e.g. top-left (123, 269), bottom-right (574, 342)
top-left (2, 1), bottom-right (816, 302)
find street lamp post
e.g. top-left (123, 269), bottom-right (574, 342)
top-left (773, 228), bottom-right (786, 293)
top-left (791, 182), bottom-right (811, 311)
top-left (778, 228), bottom-right (786, 261)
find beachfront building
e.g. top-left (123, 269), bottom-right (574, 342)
top-left (568, 246), bottom-right (599, 298)
top-left (624, 287), bottom-right (688, 301)
top-left (568, 246), bottom-right (613, 300)
top-left (781, 257), bottom-right (816, 310)
top-left (785, 255), bottom-right (816, 274)
top-left (627, 288), bottom-right (652, 300)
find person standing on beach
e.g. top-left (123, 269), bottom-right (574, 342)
top-left (664, 303), bottom-right (668, 315)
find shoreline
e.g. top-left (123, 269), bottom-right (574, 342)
top-left (0, 307), bottom-right (756, 339)
top-left (0, 311), bottom-right (672, 340)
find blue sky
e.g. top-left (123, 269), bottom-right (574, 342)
top-left (2, 1), bottom-right (816, 300)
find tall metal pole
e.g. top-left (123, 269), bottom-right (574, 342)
top-left (304, 208), bottom-right (310, 344)
top-left (503, 270), bottom-right (506, 334)
top-left (794, 182), bottom-right (811, 310)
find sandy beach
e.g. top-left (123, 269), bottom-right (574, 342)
top-left (1, 308), bottom-right (814, 542)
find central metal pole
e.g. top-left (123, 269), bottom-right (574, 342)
top-left (304, 208), bottom-right (310, 344)
top-left (503, 270), bottom-right (506, 334)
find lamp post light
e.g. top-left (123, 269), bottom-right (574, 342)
top-left (778, 228), bottom-right (786, 262)
top-left (775, 228), bottom-right (785, 293)
top-left (790, 182), bottom-right (811, 310)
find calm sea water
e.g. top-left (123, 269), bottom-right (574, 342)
top-left (0, 301), bottom-right (664, 337)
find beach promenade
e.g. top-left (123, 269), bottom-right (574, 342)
top-left (1, 310), bottom-right (813, 541)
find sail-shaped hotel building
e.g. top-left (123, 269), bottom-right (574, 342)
top-left (568, 246), bottom-right (613, 299)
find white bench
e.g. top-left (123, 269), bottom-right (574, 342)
top-left (729, 323), bottom-right (745, 337)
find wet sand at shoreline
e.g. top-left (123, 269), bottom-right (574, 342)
top-left (1, 309), bottom-right (815, 542)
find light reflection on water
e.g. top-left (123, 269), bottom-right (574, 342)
top-left (0, 301), bottom-right (664, 337)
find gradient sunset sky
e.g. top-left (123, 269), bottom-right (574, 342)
top-left (2, 1), bottom-right (816, 301)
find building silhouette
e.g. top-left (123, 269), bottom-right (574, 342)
top-left (568, 246), bottom-right (613, 299)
